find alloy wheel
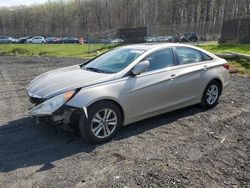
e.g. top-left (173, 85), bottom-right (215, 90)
top-left (206, 84), bottom-right (219, 105)
top-left (91, 108), bottom-right (117, 139)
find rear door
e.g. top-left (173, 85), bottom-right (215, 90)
top-left (33, 37), bottom-right (42, 43)
top-left (37, 37), bottom-right (43, 43)
top-left (3, 37), bottom-right (8, 43)
top-left (69, 38), bottom-right (74, 43)
top-left (32, 37), bottom-right (38, 43)
top-left (172, 47), bottom-right (213, 104)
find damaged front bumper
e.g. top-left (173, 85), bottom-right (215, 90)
top-left (28, 91), bottom-right (87, 126)
top-left (33, 105), bottom-right (82, 127)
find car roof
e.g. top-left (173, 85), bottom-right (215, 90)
top-left (118, 43), bottom-right (218, 59)
top-left (118, 43), bottom-right (196, 51)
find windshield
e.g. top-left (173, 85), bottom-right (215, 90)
top-left (83, 48), bottom-right (145, 73)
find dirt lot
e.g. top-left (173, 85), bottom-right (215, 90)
top-left (0, 55), bottom-right (249, 188)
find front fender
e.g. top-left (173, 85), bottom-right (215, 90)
top-left (66, 78), bottom-right (128, 112)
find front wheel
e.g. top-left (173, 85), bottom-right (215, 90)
top-left (79, 101), bottom-right (122, 144)
top-left (200, 80), bottom-right (221, 108)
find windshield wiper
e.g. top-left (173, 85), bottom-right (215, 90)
top-left (84, 67), bottom-right (114, 74)
top-left (84, 67), bottom-right (106, 73)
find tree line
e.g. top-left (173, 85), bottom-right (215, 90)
top-left (0, 0), bottom-right (249, 39)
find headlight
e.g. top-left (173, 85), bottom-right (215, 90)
top-left (28, 90), bottom-right (74, 116)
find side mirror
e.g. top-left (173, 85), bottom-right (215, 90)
top-left (132, 61), bottom-right (149, 75)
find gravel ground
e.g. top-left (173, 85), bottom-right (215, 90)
top-left (0, 55), bottom-right (249, 188)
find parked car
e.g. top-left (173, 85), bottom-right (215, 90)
top-left (145, 36), bottom-right (179, 43)
top-left (101, 39), bottom-right (111, 43)
top-left (27, 36), bottom-right (46, 44)
top-left (45, 37), bottom-right (57, 44)
top-left (145, 37), bottom-right (158, 43)
top-left (62, 37), bottom-right (79, 44)
top-left (110, 38), bottom-right (124, 44)
top-left (18, 36), bottom-right (33, 44)
top-left (27, 43), bottom-right (230, 144)
top-left (52, 37), bottom-right (64, 44)
top-left (180, 32), bottom-right (199, 42)
top-left (164, 36), bottom-right (179, 42)
top-left (0, 36), bottom-right (17, 44)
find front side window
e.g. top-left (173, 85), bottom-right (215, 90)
top-left (176, 47), bottom-right (203, 65)
top-left (83, 48), bottom-right (145, 73)
top-left (142, 48), bottom-right (174, 73)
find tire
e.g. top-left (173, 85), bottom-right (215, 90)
top-left (200, 80), bottom-right (221, 108)
top-left (79, 101), bottom-right (123, 144)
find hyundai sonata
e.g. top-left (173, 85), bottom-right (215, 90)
top-left (27, 43), bottom-right (230, 144)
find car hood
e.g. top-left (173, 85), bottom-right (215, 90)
top-left (27, 65), bottom-right (115, 99)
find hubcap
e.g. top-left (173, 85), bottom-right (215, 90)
top-left (91, 109), bottom-right (117, 139)
top-left (206, 84), bottom-right (219, 105)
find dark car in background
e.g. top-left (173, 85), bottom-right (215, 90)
top-left (181, 32), bottom-right (199, 42)
top-left (52, 37), bottom-right (64, 44)
top-left (0, 36), bottom-right (17, 44)
top-left (45, 37), bottom-right (57, 44)
top-left (18, 36), bottom-right (33, 44)
top-left (62, 37), bottom-right (79, 44)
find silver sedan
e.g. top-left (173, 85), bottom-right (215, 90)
top-left (27, 43), bottom-right (230, 144)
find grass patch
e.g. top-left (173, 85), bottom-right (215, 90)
top-left (199, 43), bottom-right (250, 54)
top-left (231, 58), bottom-right (250, 69)
top-left (0, 44), bottom-right (117, 59)
top-left (229, 60), bottom-right (250, 76)
top-left (199, 43), bottom-right (250, 77)
top-left (10, 47), bottom-right (30, 55)
top-left (0, 42), bottom-right (249, 76)
top-left (1, 43), bottom-right (249, 58)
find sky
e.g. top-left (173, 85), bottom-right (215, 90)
top-left (0, 0), bottom-right (49, 7)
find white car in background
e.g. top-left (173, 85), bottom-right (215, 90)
top-left (110, 38), bottom-right (124, 44)
top-left (27, 36), bottom-right (46, 44)
top-left (0, 36), bottom-right (17, 44)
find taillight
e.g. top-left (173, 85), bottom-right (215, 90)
top-left (223, 63), bottom-right (229, 70)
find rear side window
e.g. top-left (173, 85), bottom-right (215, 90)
top-left (176, 47), bottom-right (203, 65)
top-left (143, 48), bottom-right (174, 72)
top-left (201, 52), bottom-right (213, 61)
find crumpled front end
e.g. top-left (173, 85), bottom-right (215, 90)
top-left (28, 90), bottom-right (84, 130)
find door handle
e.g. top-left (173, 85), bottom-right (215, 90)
top-left (203, 65), bottom-right (208, 71)
top-left (170, 74), bottom-right (177, 80)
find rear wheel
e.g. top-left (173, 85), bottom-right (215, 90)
top-left (79, 101), bottom-right (122, 144)
top-left (201, 80), bottom-right (221, 108)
